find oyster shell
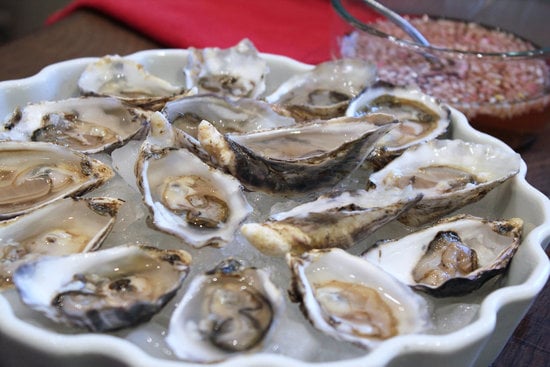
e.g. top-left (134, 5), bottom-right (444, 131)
top-left (78, 55), bottom-right (188, 110)
top-left (13, 244), bottom-right (192, 332)
top-left (166, 258), bottom-right (284, 362)
top-left (362, 214), bottom-right (523, 297)
top-left (1, 97), bottom-right (148, 153)
top-left (0, 141), bottom-right (114, 219)
top-left (367, 139), bottom-right (521, 226)
top-left (198, 114), bottom-right (396, 193)
top-left (266, 58), bottom-right (377, 121)
top-left (347, 81), bottom-right (451, 169)
top-left (162, 94), bottom-right (295, 138)
top-left (136, 113), bottom-right (252, 248)
top-left (241, 187), bottom-right (421, 256)
top-left (288, 248), bottom-right (431, 349)
top-left (184, 39), bottom-right (269, 99)
top-left (0, 197), bottom-right (123, 289)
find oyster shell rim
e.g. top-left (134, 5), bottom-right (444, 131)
top-left (362, 214), bottom-right (524, 297)
top-left (0, 140), bottom-right (115, 219)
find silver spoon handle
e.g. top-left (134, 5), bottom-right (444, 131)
top-left (361, 0), bottom-right (431, 46)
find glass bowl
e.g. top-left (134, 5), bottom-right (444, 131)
top-left (331, 0), bottom-right (550, 150)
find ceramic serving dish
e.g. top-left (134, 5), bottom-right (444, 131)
top-left (0, 49), bottom-right (548, 367)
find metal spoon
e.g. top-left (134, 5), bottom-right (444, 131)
top-left (361, 0), bottom-right (442, 66)
top-left (361, 0), bottom-right (431, 46)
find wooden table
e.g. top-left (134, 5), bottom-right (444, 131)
top-left (0, 9), bottom-right (548, 367)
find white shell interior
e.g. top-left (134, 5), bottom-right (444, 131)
top-left (291, 248), bottom-right (431, 348)
top-left (139, 143), bottom-right (252, 248)
top-left (362, 217), bottom-right (519, 286)
top-left (166, 264), bottom-right (284, 363)
top-left (369, 138), bottom-right (521, 197)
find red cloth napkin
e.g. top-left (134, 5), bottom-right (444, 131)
top-left (47, 0), bottom-right (336, 64)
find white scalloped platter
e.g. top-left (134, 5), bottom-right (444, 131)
top-left (0, 49), bottom-right (548, 367)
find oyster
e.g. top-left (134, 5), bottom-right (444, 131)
top-left (13, 244), bottom-right (192, 332)
top-left (166, 258), bottom-right (284, 362)
top-left (162, 94), bottom-right (295, 138)
top-left (136, 112), bottom-right (252, 248)
top-left (241, 187), bottom-right (421, 256)
top-left (0, 141), bottom-right (114, 219)
top-left (78, 55), bottom-right (187, 110)
top-left (184, 39), bottom-right (269, 99)
top-left (0, 197), bottom-right (123, 289)
top-left (347, 81), bottom-right (451, 169)
top-left (288, 248), bottom-right (431, 349)
top-left (1, 97), bottom-right (148, 153)
top-left (362, 214), bottom-right (523, 297)
top-left (266, 58), bottom-right (377, 121)
top-left (198, 114), bottom-right (396, 193)
top-left (367, 139), bottom-right (521, 226)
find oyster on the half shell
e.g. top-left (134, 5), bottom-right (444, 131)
top-left (198, 114), bottom-right (396, 193)
top-left (0, 141), bottom-right (114, 219)
top-left (166, 258), bottom-right (284, 363)
top-left (347, 81), bottom-right (451, 169)
top-left (266, 58), bottom-right (377, 121)
top-left (0, 197), bottom-right (123, 289)
top-left (13, 244), bottom-right (192, 332)
top-left (135, 112), bottom-right (252, 248)
top-left (1, 97), bottom-right (148, 153)
top-left (184, 39), bottom-right (269, 99)
top-left (368, 139), bottom-right (521, 226)
top-left (161, 94), bottom-right (295, 138)
top-left (288, 248), bottom-right (431, 349)
top-left (241, 187), bottom-right (421, 256)
top-left (362, 214), bottom-right (523, 297)
top-left (78, 55), bottom-right (188, 110)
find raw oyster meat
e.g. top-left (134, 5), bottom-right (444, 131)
top-left (184, 39), bottom-right (269, 98)
top-left (166, 258), bottom-right (284, 362)
top-left (162, 94), bottom-right (295, 138)
top-left (288, 248), bottom-right (431, 349)
top-left (198, 114), bottom-right (396, 193)
top-left (13, 244), bottom-right (192, 332)
top-left (241, 187), bottom-right (421, 256)
top-left (78, 55), bottom-right (187, 110)
top-left (347, 81), bottom-right (451, 169)
top-left (368, 139), bottom-right (521, 226)
top-left (362, 214), bottom-right (523, 297)
top-left (0, 141), bottom-right (114, 219)
top-left (136, 112), bottom-right (251, 248)
top-left (266, 58), bottom-right (377, 121)
top-left (0, 197), bottom-right (123, 289)
top-left (1, 97), bottom-right (148, 153)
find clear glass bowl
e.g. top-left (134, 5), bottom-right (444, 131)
top-left (331, 0), bottom-right (550, 150)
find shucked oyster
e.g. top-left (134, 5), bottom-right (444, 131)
top-left (241, 187), bottom-right (421, 256)
top-left (362, 214), bottom-right (523, 297)
top-left (198, 114), bottom-right (396, 193)
top-left (184, 39), bottom-right (269, 99)
top-left (347, 81), bottom-right (451, 169)
top-left (78, 55), bottom-right (188, 110)
top-left (13, 244), bottom-right (192, 332)
top-left (368, 139), bottom-right (521, 226)
top-left (136, 113), bottom-right (251, 248)
top-left (162, 94), bottom-right (295, 138)
top-left (288, 248), bottom-right (431, 349)
top-left (1, 97), bottom-right (148, 153)
top-left (266, 58), bottom-right (377, 121)
top-left (0, 141), bottom-right (114, 219)
top-left (166, 258), bottom-right (284, 362)
top-left (0, 197), bottom-right (123, 289)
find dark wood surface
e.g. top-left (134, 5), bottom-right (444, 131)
top-left (0, 9), bottom-right (547, 367)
